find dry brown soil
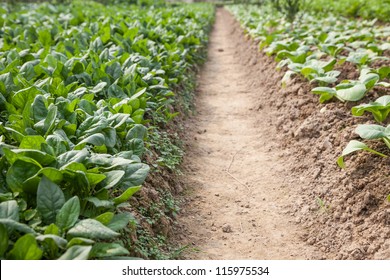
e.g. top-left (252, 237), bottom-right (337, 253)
top-left (174, 8), bottom-right (390, 260)
top-left (175, 8), bottom-right (319, 260)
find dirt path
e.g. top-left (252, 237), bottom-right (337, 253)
top-left (176, 9), bottom-right (320, 260)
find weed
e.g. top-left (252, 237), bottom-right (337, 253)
top-left (316, 197), bottom-right (330, 212)
top-left (148, 131), bottom-right (184, 173)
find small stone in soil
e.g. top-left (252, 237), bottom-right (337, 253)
top-left (222, 224), bottom-right (233, 233)
top-left (218, 48), bottom-right (224, 52)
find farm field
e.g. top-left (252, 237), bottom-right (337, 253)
top-left (1, 0), bottom-right (390, 260)
top-left (0, 0), bottom-right (214, 259)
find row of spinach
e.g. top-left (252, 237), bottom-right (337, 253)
top-left (228, 4), bottom-right (390, 178)
top-left (0, 1), bottom-right (214, 259)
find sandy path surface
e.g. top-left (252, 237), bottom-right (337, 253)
top-left (176, 8), bottom-right (319, 260)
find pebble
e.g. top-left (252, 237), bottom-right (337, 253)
top-left (222, 224), bottom-right (233, 233)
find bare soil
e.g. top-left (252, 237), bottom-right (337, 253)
top-left (174, 8), bottom-right (390, 260)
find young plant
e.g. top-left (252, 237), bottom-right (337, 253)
top-left (345, 49), bottom-right (389, 69)
top-left (337, 124), bottom-right (389, 168)
top-left (311, 68), bottom-right (386, 103)
top-left (352, 95), bottom-right (390, 123)
top-left (281, 58), bottom-right (339, 86)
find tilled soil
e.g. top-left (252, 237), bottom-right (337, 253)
top-left (175, 8), bottom-right (390, 260)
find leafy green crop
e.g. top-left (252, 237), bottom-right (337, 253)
top-left (352, 95), bottom-right (390, 123)
top-left (337, 124), bottom-right (390, 168)
top-left (228, 4), bottom-right (389, 103)
top-left (229, 4), bottom-right (390, 199)
top-left (0, 0), bottom-right (214, 259)
top-left (308, 0), bottom-right (390, 23)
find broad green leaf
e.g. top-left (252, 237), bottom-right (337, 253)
top-left (314, 76), bottom-right (338, 84)
top-left (63, 162), bottom-right (86, 172)
top-left (76, 133), bottom-right (105, 147)
top-left (121, 163), bottom-right (149, 189)
top-left (36, 234), bottom-right (67, 249)
top-left (323, 58), bottom-right (337, 72)
top-left (46, 134), bottom-right (71, 156)
top-left (67, 237), bottom-right (95, 248)
top-left (58, 149), bottom-right (89, 168)
top-left (45, 223), bottom-right (60, 235)
top-left (105, 62), bottom-right (122, 81)
top-left (9, 234), bottom-right (42, 260)
top-left (100, 170), bottom-right (125, 189)
top-left (126, 124), bottom-right (147, 141)
top-left (355, 124), bottom-right (389, 139)
top-left (38, 29), bottom-right (52, 46)
top-left (107, 213), bottom-right (134, 232)
top-left (38, 167), bottom-right (63, 183)
top-left (0, 218), bottom-right (35, 234)
top-left (31, 95), bottom-right (48, 122)
top-left (12, 86), bottom-right (41, 110)
top-left (359, 70), bottom-right (379, 90)
top-left (67, 219), bottom-right (120, 239)
top-left (128, 138), bottom-right (145, 157)
top-left (376, 96), bottom-right (390, 106)
top-left (62, 169), bottom-right (90, 194)
top-left (2, 126), bottom-right (25, 143)
top-left (37, 176), bottom-right (65, 224)
top-left (94, 212), bottom-right (114, 225)
top-left (102, 128), bottom-right (117, 148)
top-left (129, 88), bottom-right (147, 102)
top-left (90, 82), bottom-right (107, 94)
top-left (86, 197), bottom-right (114, 209)
top-left (58, 245), bottom-right (92, 260)
top-left (336, 83), bottom-right (366, 102)
top-left (101, 25), bottom-right (111, 44)
top-left (6, 149), bottom-right (56, 166)
top-left (34, 104), bottom-right (57, 137)
top-left (6, 159), bottom-right (41, 192)
top-left (76, 116), bottom-right (107, 138)
top-left (90, 243), bottom-right (129, 258)
top-left (378, 66), bottom-right (390, 80)
top-left (24, 209), bottom-right (37, 221)
top-left (0, 73), bottom-right (15, 95)
top-left (311, 87), bottom-right (336, 103)
top-left (56, 196), bottom-right (80, 230)
top-left (78, 99), bottom-right (97, 115)
top-left (113, 186), bottom-right (141, 205)
top-left (0, 200), bottom-right (19, 221)
top-left (337, 140), bottom-right (387, 168)
top-left (19, 135), bottom-right (46, 150)
top-left (352, 95), bottom-right (390, 122)
top-left (72, 61), bottom-right (85, 74)
top-left (22, 167), bottom-right (63, 194)
top-left (124, 27), bottom-right (139, 41)
top-left (85, 172), bottom-right (106, 186)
